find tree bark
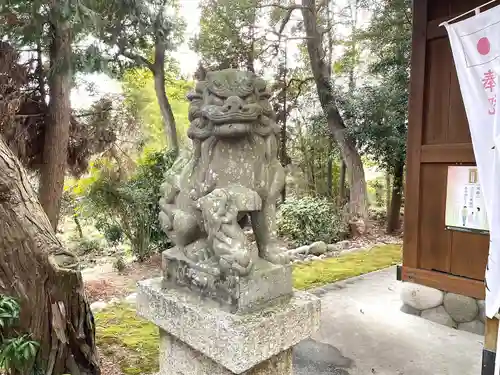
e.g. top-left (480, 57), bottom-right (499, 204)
top-left (74, 212), bottom-right (84, 239)
top-left (280, 64), bottom-right (288, 203)
top-left (387, 160), bottom-right (404, 234)
top-left (385, 171), bottom-right (391, 215)
top-left (326, 138), bottom-right (334, 198)
top-left (39, 17), bottom-right (72, 230)
top-left (301, 0), bottom-right (368, 219)
top-left (339, 160), bottom-right (346, 206)
top-left (326, 158), bottom-right (333, 198)
top-left (152, 41), bottom-right (179, 158)
top-left (0, 137), bottom-right (100, 375)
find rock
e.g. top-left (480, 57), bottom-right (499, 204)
top-left (421, 306), bottom-right (456, 328)
top-left (477, 300), bottom-right (486, 323)
top-left (336, 240), bottom-right (351, 250)
top-left (400, 283), bottom-right (444, 310)
top-left (443, 293), bottom-right (479, 323)
top-left (90, 301), bottom-right (108, 312)
top-left (125, 293), bottom-right (137, 304)
top-left (400, 304), bottom-right (421, 317)
top-left (458, 320), bottom-right (485, 335)
top-left (309, 241), bottom-right (327, 255)
top-left (288, 245), bottom-right (310, 256)
top-left (327, 244), bottom-right (339, 252)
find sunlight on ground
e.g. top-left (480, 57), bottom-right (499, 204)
top-left (95, 244), bottom-right (402, 375)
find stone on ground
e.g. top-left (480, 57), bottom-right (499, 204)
top-left (336, 240), bottom-right (351, 250)
top-left (477, 300), bottom-right (486, 324)
top-left (90, 301), bottom-right (108, 312)
top-left (288, 245), bottom-right (310, 256)
top-left (420, 306), bottom-right (456, 328)
top-left (125, 293), bottom-right (137, 304)
top-left (458, 320), bottom-right (485, 335)
top-left (309, 241), bottom-right (327, 255)
top-left (443, 293), bottom-right (478, 323)
top-left (400, 283), bottom-right (444, 310)
top-left (400, 303), bottom-right (421, 316)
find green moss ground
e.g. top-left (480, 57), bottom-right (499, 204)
top-left (292, 244), bottom-right (402, 290)
top-left (95, 305), bottom-right (159, 375)
top-left (95, 244), bottom-right (401, 375)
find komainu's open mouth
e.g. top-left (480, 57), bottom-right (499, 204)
top-left (201, 104), bottom-right (262, 125)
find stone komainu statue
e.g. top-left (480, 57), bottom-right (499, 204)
top-left (159, 69), bottom-right (289, 277)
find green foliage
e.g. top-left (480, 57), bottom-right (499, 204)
top-left (277, 196), bottom-right (347, 246)
top-left (76, 238), bottom-right (103, 255)
top-left (113, 256), bottom-right (127, 273)
top-left (367, 177), bottom-right (386, 208)
top-left (91, 0), bottom-right (186, 75)
top-left (81, 149), bottom-right (176, 260)
top-left (344, 0), bottom-right (411, 176)
top-left (103, 223), bottom-right (124, 246)
top-left (288, 113), bottom-right (342, 198)
top-left (0, 0), bottom-right (110, 76)
top-left (0, 296), bottom-right (39, 375)
top-left (193, 0), bottom-right (264, 71)
top-left (122, 68), bottom-right (192, 150)
top-left (369, 207), bottom-right (388, 224)
top-left (0, 296), bottom-right (19, 330)
top-left (292, 244), bottom-right (402, 290)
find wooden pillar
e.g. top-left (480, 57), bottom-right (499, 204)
top-left (482, 318), bottom-right (499, 375)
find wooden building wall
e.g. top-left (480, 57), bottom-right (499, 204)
top-left (402, 0), bottom-right (493, 299)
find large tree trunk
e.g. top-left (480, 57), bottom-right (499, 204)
top-left (339, 160), bottom-right (346, 206)
top-left (326, 138), bottom-right (333, 198)
top-left (387, 160), bottom-right (404, 234)
top-left (39, 18), bottom-right (72, 230)
top-left (385, 172), bottom-right (391, 215)
top-left (152, 41), bottom-right (179, 158)
top-left (301, 0), bottom-right (368, 219)
top-left (0, 138), bottom-right (100, 375)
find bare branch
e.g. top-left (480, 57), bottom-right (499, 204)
top-left (288, 76), bottom-right (315, 91)
top-left (117, 42), bottom-right (154, 71)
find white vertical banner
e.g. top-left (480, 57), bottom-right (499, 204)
top-left (445, 6), bottom-right (500, 319)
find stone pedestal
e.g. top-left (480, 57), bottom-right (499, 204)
top-left (158, 324), bottom-right (293, 375)
top-left (137, 252), bottom-right (320, 374)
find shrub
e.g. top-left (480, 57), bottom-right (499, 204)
top-left (113, 256), bottom-right (127, 273)
top-left (369, 207), bottom-right (387, 224)
top-left (0, 296), bottom-right (39, 375)
top-left (81, 149), bottom-right (176, 261)
top-left (75, 238), bottom-right (102, 255)
top-left (367, 177), bottom-right (386, 208)
top-left (277, 196), bottom-right (347, 246)
top-left (101, 223), bottom-right (124, 246)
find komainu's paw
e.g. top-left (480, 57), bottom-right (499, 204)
top-left (184, 239), bottom-right (213, 262)
top-left (219, 253), bottom-right (253, 276)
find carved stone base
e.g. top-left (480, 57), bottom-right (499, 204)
top-left (136, 278), bottom-right (320, 374)
top-left (162, 247), bottom-right (293, 313)
top-left (159, 330), bottom-right (293, 375)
